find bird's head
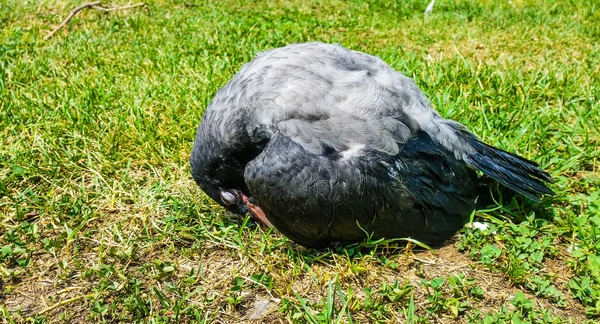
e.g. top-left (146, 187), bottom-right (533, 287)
top-left (190, 143), bottom-right (249, 215)
top-left (189, 134), bottom-right (272, 227)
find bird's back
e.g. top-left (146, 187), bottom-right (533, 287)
top-left (201, 43), bottom-right (437, 162)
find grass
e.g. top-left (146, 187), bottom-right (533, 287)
top-left (0, 0), bottom-right (599, 322)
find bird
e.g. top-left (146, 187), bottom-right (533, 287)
top-left (190, 42), bottom-right (554, 248)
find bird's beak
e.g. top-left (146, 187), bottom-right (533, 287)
top-left (240, 194), bottom-right (273, 228)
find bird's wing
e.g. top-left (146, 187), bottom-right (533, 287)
top-left (243, 119), bottom-right (478, 247)
top-left (243, 116), bottom-right (417, 247)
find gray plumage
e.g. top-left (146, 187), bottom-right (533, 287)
top-left (190, 42), bottom-right (553, 248)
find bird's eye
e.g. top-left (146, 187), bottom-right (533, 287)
top-left (220, 191), bottom-right (238, 205)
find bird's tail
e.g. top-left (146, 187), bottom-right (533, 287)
top-left (426, 118), bottom-right (555, 201)
top-left (457, 129), bottom-right (554, 201)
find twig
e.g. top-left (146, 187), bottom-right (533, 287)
top-left (411, 256), bottom-right (436, 264)
top-left (54, 286), bottom-right (86, 295)
top-left (92, 2), bottom-right (146, 11)
top-left (425, 0), bottom-right (435, 16)
top-left (45, 1), bottom-right (101, 40)
top-left (240, 275), bottom-right (279, 301)
top-left (38, 294), bottom-right (96, 315)
top-left (44, 1), bottom-right (147, 40)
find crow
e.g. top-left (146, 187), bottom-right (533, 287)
top-left (190, 42), bottom-right (554, 248)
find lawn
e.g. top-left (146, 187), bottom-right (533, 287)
top-left (1, 0), bottom-right (599, 322)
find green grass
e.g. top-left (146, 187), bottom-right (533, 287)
top-left (1, 0), bottom-right (599, 322)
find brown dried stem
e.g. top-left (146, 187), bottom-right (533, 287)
top-left (44, 1), bottom-right (146, 40)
